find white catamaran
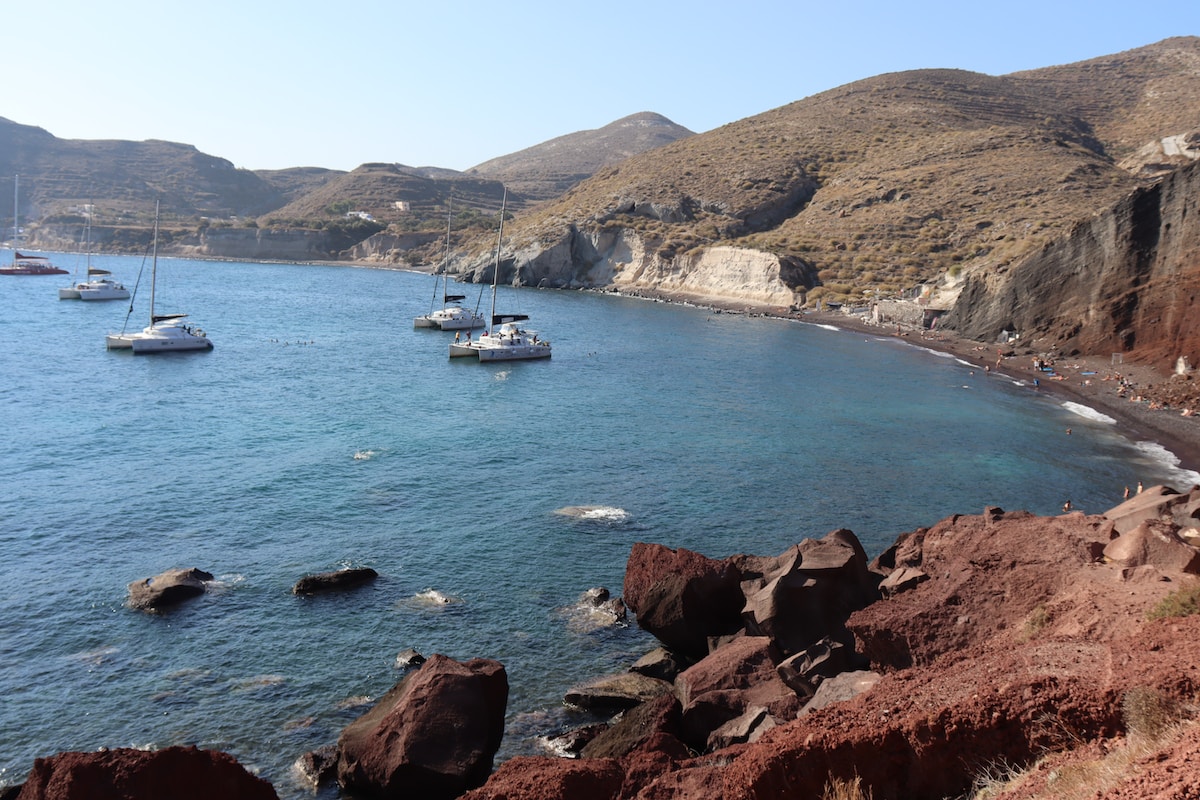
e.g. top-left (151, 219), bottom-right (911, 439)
top-left (448, 188), bottom-right (550, 362)
top-left (106, 202), bottom-right (213, 353)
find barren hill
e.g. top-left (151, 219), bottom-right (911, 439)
top-left (0, 118), bottom-right (286, 223)
top-left (426, 37), bottom-right (1199, 373)
top-left (467, 112), bottom-right (694, 201)
top-left (488, 38), bottom-right (1199, 301)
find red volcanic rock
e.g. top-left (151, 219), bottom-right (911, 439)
top-left (336, 654), bottom-right (508, 800)
top-left (126, 567), bottom-right (214, 612)
top-left (849, 509), bottom-right (1114, 669)
top-left (1104, 518), bottom-right (1200, 573)
top-left (675, 636), bottom-right (802, 751)
top-left (1104, 484), bottom-right (1196, 535)
top-left (459, 757), bottom-right (624, 800)
top-left (13, 746), bottom-right (277, 800)
top-left (485, 498), bottom-right (1200, 799)
top-left (581, 693), bottom-right (684, 759)
top-left (735, 530), bottom-right (879, 656)
top-left (623, 543), bottom-right (744, 659)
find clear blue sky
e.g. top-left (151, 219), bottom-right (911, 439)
top-left (7, 1), bottom-right (1193, 172)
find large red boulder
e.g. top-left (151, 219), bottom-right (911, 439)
top-left (735, 530), bottom-right (879, 656)
top-left (336, 654), bottom-right (508, 800)
top-left (623, 543), bottom-right (745, 659)
top-left (1103, 518), bottom-right (1200, 573)
top-left (13, 746), bottom-right (277, 800)
top-left (675, 636), bottom-right (802, 751)
top-left (1104, 484), bottom-right (1199, 535)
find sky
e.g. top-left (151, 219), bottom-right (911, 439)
top-left (6, 1), bottom-right (1194, 173)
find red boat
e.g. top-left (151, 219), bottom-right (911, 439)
top-left (0, 252), bottom-right (68, 275)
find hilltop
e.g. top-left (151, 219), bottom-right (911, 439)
top-left (0, 111), bottom-right (692, 245)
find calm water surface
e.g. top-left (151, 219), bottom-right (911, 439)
top-left (1, 250), bottom-right (1195, 795)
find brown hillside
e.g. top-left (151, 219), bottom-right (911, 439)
top-left (500, 38), bottom-right (1199, 305)
top-left (467, 112), bottom-right (694, 201)
top-left (259, 162), bottom-right (511, 227)
top-left (0, 118), bottom-right (284, 223)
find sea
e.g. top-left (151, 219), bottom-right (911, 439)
top-left (2, 249), bottom-right (1197, 796)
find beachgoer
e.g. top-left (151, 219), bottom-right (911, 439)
top-left (1063, 500), bottom-right (1072, 512)
top-left (1123, 485), bottom-right (1130, 499)
top-left (1066, 428), bottom-right (1071, 435)
top-left (1137, 481), bottom-right (1144, 494)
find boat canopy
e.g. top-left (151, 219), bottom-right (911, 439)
top-left (15, 252), bottom-right (49, 261)
top-left (492, 313), bottom-right (529, 325)
top-left (152, 313), bottom-right (189, 323)
top-left (444, 294), bottom-right (466, 303)
top-left (88, 268), bottom-right (112, 276)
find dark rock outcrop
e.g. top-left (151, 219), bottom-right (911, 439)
top-left (126, 567), bottom-right (214, 612)
top-left (291, 567), bottom-right (378, 595)
top-left (336, 653), bottom-right (508, 800)
top-left (564, 672), bottom-right (674, 711)
top-left (13, 746), bottom-right (277, 800)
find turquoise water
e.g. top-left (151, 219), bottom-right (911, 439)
top-left (2, 250), bottom-right (1195, 796)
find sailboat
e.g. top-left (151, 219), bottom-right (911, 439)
top-left (448, 188), bottom-right (550, 361)
top-left (105, 202), bottom-right (213, 353)
top-left (414, 199), bottom-right (485, 331)
top-left (59, 209), bottom-right (130, 300)
top-left (1, 175), bottom-right (68, 276)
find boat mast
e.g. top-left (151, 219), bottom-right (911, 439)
top-left (11, 174), bottom-right (18, 261)
top-left (441, 196), bottom-right (453, 309)
top-left (488, 188), bottom-right (506, 334)
top-left (148, 201), bottom-right (159, 327)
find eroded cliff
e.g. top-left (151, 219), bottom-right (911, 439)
top-left (943, 158), bottom-right (1200, 372)
top-left (452, 226), bottom-right (816, 310)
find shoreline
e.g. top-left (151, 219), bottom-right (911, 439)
top-left (804, 310), bottom-right (1200, 480)
top-left (596, 286), bottom-right (1200, 480)
top-left (36, 242), bottom-right (1200, 480)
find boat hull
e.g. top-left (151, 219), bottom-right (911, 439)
top-left (1, 267), bottom-right (69, 275)
top-left (59, 286), bottom-right (83, 299)
top-left (131, 336), bottom-right (214, 353)
top-left (476, 344), bottom-right (552, 362)
top-left (78, 286), bottom-right (131, 301)
top-left (449, 342), bottom-right (481, 358)
top-left (437, 314), bottom-right (485, 331)
top-left (413, 316), bottom-right (439, 328)
top-left (109, 320), bottom-right (213, 353)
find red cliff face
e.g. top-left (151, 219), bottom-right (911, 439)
top-left (945, 158), bottom-right (1200, 374)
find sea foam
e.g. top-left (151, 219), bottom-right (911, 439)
top-left (1061, 401), bottom-right (1117, 425)
top-left (553, 505), bottom-right (630, 522)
